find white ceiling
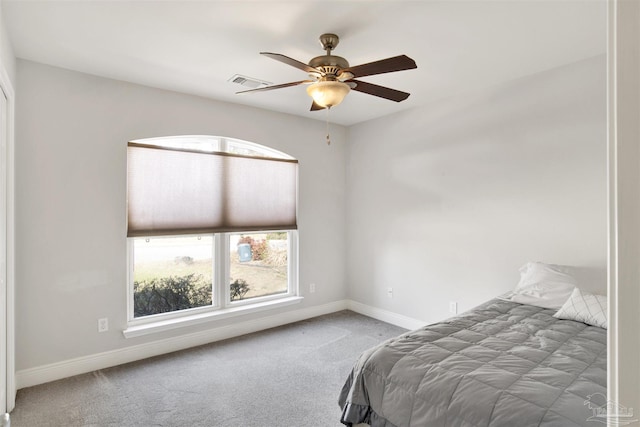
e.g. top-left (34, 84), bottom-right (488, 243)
top-left (3, 0), bottom-right (606, 126)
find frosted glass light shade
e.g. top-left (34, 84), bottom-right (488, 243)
top-left (306, 80), bottom-right (350, 108)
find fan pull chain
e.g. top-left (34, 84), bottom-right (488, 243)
top-left (326, 107), bottom-right (331, 145)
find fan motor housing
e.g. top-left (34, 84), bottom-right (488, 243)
top-left (308, 55), bottom-right (349, 75)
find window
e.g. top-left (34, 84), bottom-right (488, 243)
top-left (126, 136), bottom-right (299, 332)
top-left (132, 235), bottom-right (214, 318)
top-left (229, 231), bottom-right (290, 302)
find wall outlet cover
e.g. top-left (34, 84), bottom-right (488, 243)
top-left (449, 301), bottom-right (458, 314)
top-left (98, 318), bottom-right (109, 333)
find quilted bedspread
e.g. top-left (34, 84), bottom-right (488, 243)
top-left (339, 299), bottom-right (607, 427)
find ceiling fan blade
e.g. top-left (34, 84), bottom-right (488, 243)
top-left (236, 80), bottom-right (312, 95)
top-left (350, 79), bottom-right (410, 102)
top-left (261, 52), bottom-right (323, 75)
top-left (310, 101), bottom-right (325, 111)
top-left (342, 55), bottom-right (417, 78)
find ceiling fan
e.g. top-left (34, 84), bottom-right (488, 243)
top-left (236, 33), bottom-right (417, 111)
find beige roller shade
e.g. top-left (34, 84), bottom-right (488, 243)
top-left (127, 143), bottom-right (298, 237)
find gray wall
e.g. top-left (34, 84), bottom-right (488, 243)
top-left (15, 60), bottom-right (347, 371)
top-left (345, 55), bottom-right (607, 324)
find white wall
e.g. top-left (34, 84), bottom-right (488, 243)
top-left (346, 55), bottom-right (607, 324)
top-left (15, 60), bottom-right (347, 372)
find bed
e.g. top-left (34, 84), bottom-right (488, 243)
top-left (339, 263), bottom-right (608, 427)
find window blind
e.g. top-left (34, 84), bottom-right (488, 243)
top-left (127, 142), bottom-right (298, 237)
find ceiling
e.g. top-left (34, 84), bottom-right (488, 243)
top-left (3, 0), bottom-right (606, 126)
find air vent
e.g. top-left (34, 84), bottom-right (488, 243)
top-left (228, 74), bottom-right (271, 89)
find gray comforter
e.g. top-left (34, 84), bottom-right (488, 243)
top-left (339, 299), bottom-right (607, 426)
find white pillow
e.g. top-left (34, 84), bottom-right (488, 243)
top-left (554, 288), bottom-right (608, 329)
top-left (507, 262), bottom-right (576, 309)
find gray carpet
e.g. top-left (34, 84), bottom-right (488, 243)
top-left (10, 311), bottom-right (406, 427)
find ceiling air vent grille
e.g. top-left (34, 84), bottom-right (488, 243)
top-left (228, 74), bottom-right (271, 89)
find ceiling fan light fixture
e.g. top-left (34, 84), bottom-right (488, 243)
top-left (306, 80), bottom-right (350, 108)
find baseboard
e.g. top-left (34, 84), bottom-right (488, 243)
top-left (16, 300), bottom-right (348, 389)
top-left (346, 300), bottom-right (426, 330)
top-left (16, 299), bottom-right (422, 389)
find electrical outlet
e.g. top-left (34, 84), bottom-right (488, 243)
top-left (309, 283), bottom-right (316, 293)
top-left (387, 287), bottom-right (393, 298)
top-left (98, 317), bottom-right (109, 333)
top-left (449, 301), bottom-right (458, 314)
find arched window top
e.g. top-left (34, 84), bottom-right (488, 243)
top-left (129, 135), bottom-right (295, 160)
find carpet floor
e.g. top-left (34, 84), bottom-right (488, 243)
top-left (10, 311), bottom-right (406, 427)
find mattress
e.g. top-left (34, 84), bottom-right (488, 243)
top-left (339, 298), bottom-right (607, 427)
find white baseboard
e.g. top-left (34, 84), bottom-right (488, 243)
top-left (16, 299), bottom-right (422, 389)
top-left (346, 300), bottom-right (426, 330)
top-left (16, 300), bottom-right (348, 389)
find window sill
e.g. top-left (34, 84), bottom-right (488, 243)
top-left (122, 296), bottom-right (304, 339)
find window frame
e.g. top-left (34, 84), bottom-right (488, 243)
top-left (125, 230), bottom-right (299, 333)
top-left (124, 136), bottom-right (300, 338)
top-left (126, 233), bottom-right (220, 326)
top-left (223, 231), bottom-right (297, 308)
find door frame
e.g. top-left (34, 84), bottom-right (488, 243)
top-left (0, 62), bottom-right (15, 412)
top-left (607, 0), bottom-right (640, 418)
